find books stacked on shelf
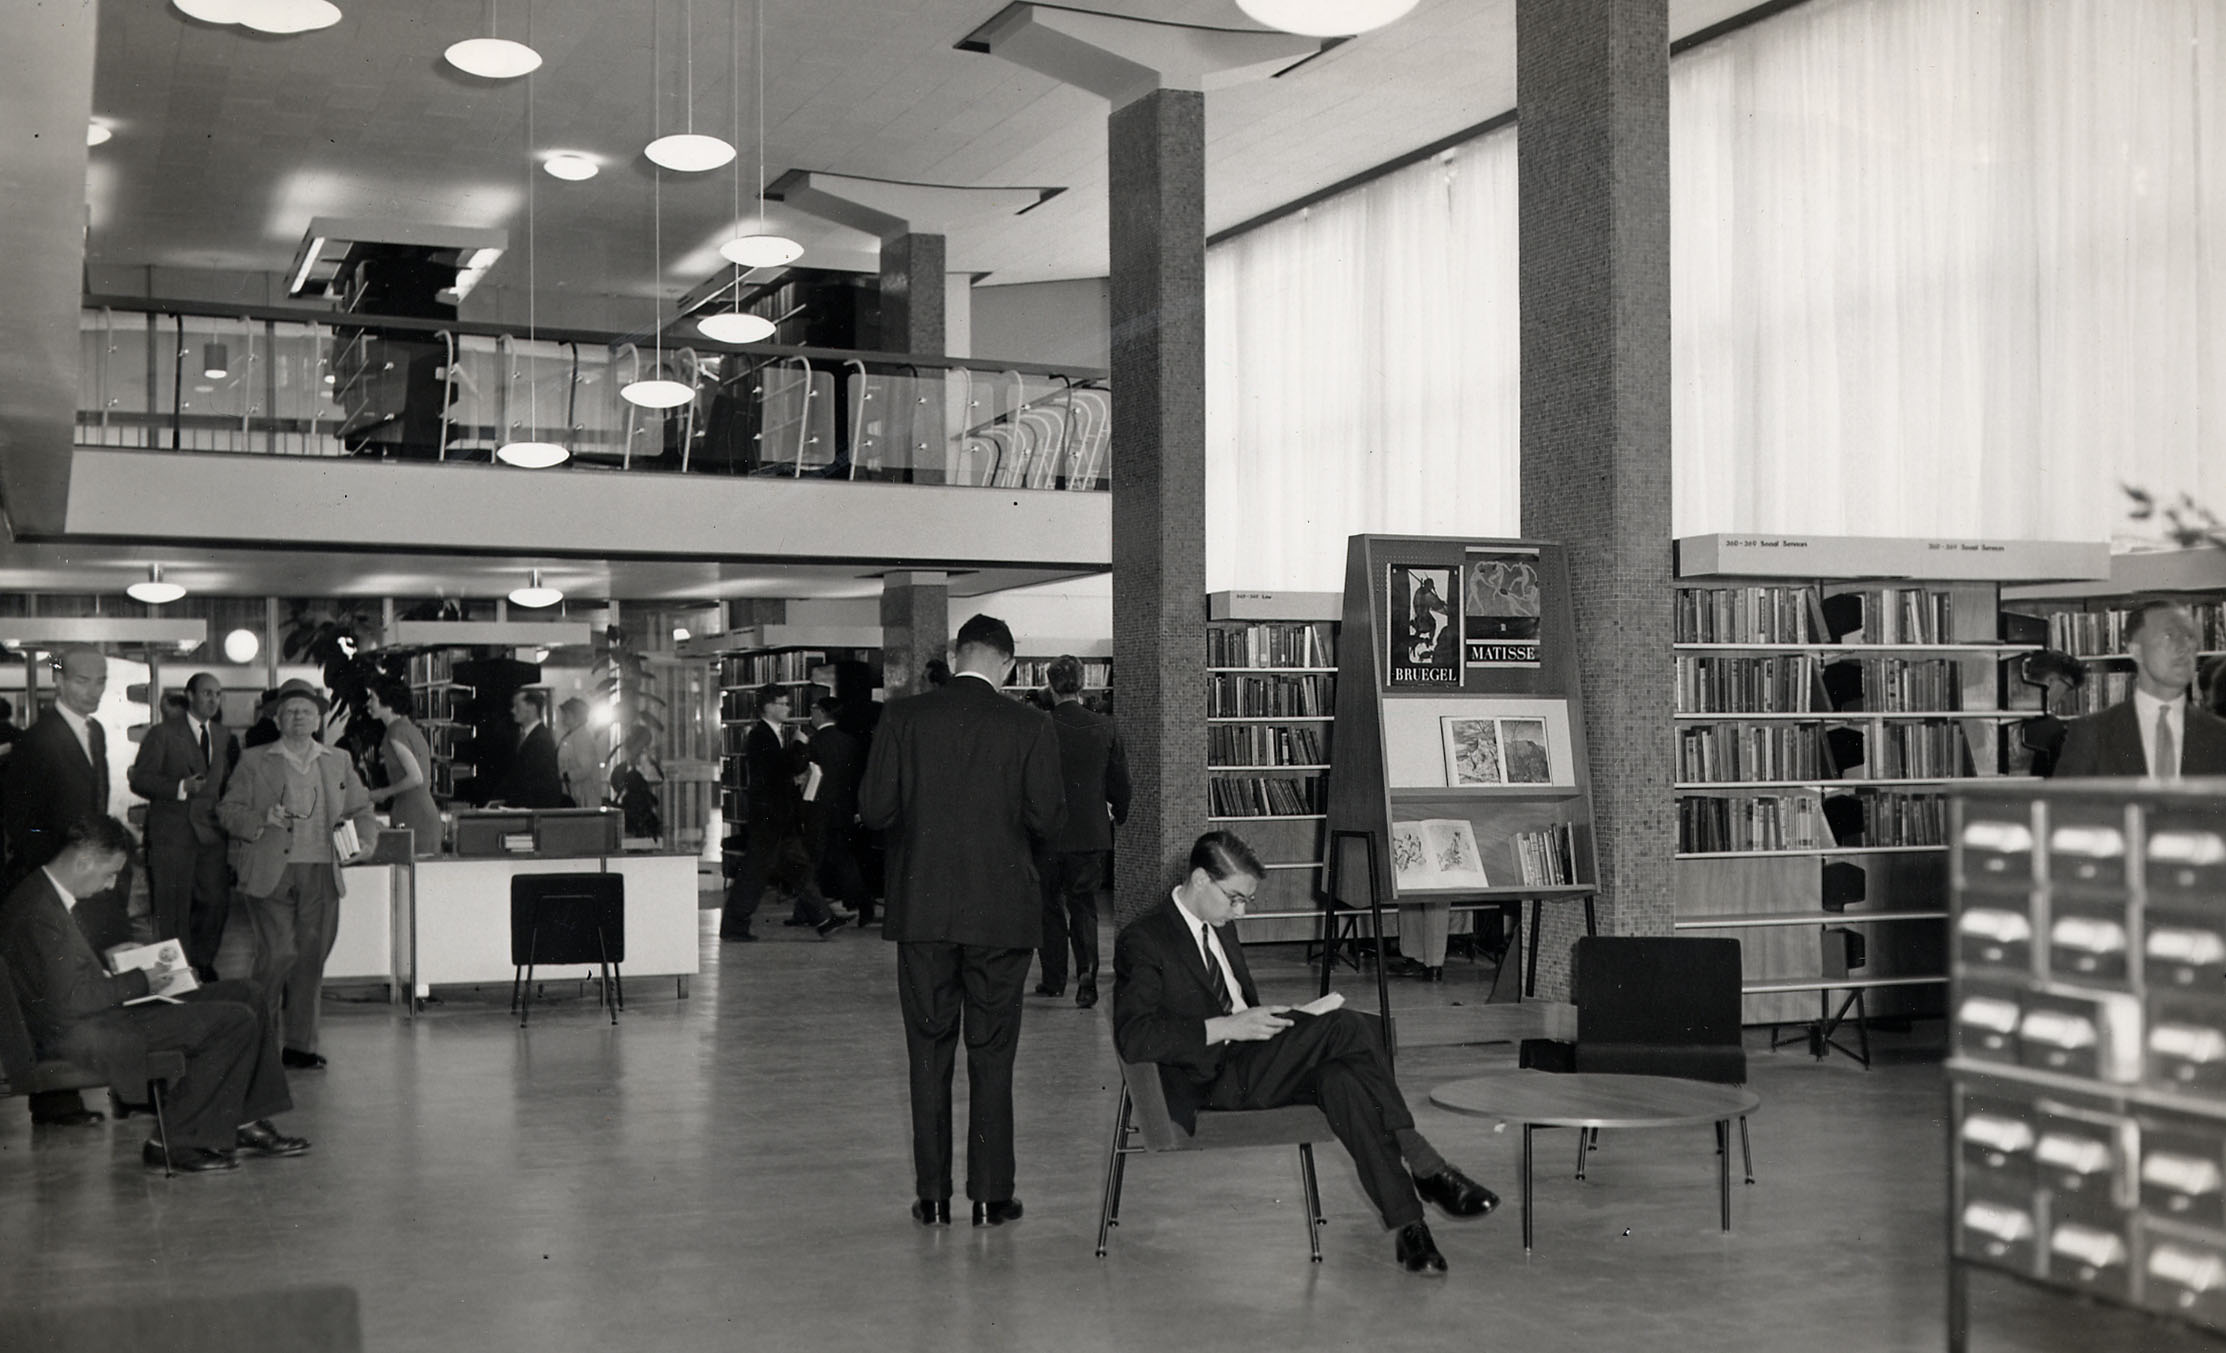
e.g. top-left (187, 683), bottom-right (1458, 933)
top-left (1675, 654), bottom-right (1825, 713)
top-left (1011, 657), bottom-right (1110, 688)
top-left (2065, 669), bottom-right (2136, 714)
top-left (1825, 787), bottom-right (1947, 847)
top-left (2033, 600), bottom-right (2226, 657)
top-left (1208, 775), bottom-right (1322, 818)
top-left (1207, 622), bottom-right (1334, 668)
top-left (1874, 722), bottom-right (1979, 779)
top-left (1208, 673), bottom-right (1332, 718)
top-left (1512, 825), bottom-right (1580, 886)
top-left (1819, 586), bottom-right (1955, 645)
top-left (1675, 584), bottom-right (1825, 643)
top-left (1820, 656), bottom-right (1966, 711)
top-left (1677, 722), bottom-right (1831, 783)
top-left (1209, 723), bottom-right (1326, 768)
top-left (720, 650), bottom-right (825, 686)
top-left (1677, 789), bottom-right (1826, 853)
top-left (407, 651), bottom-right (456, 687)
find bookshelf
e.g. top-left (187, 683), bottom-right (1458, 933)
top-left (1006, 638), bottom-right (1114, 711)
top-left (2003, 548), bottom-right (2226, 717)
top-left (704, 626), bottom-right (881, 874)
top-left (1206, 591), bottom-right (1340, 945)
top-left (1671, 534), bottom-right (2110, 1029)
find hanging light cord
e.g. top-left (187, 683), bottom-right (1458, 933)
top-left (755, 0), bottom-right (768, 244)
top-left (730, 0), bottom-right (743, 303)
top-left (524, 0), bottom-right (537, 432)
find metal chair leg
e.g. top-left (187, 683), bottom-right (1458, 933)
top-left (1298, 1143), bottom-right (1324, 1262)
top-left (1739, 1114), bottom-right (1754, 1184)
top-left (148, 1078), bottom-right (175, 1178)
top-left (1096, 1089), bottom-right (1133, 1257)
top-left (1575, 1126), bottom-right (1588, 1180)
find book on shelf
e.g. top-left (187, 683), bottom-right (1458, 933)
top-left (1820, 656), bottom-right (1966, 712)
top-left (1011, 657), bottom-right (1111, 688)
top-left (1207, 673), bottom-right (1332, 718)
top-left (1675, 654), bottom-right (1827, 713)
top-left (1512, 824), bottom-right (1580, 886)
top-left (1390, 818), bottom-right (1491, 890)
top-left (1677, 722), bottom-right (1835, 782)
top-left (1823, 788), bottom-right (1947, 848)
top-left (2016, 601), bottom-right (2226, 658)
top-left (1209, 723), bottom-right (1325, 768)
top-left (1819, 586), bottom-right (1955, 645)
top-left (1208, 621), bottom-right (1333, 668)
top-left (1674, 584), bottom-right (1828, 644)
top-left (1208, 775), bottom-right (1321, 817)
top-left (1677, 789), bottom-right (1827, 853)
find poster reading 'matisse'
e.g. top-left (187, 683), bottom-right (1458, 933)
top-left (1385, 564), bottom-right (1461, 688)
top-left (1464, 548), bottom-right (1543, 668)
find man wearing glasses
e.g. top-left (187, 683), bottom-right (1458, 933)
top-left (1113, 830), bottom-right (1500, 1276)
top-left (2057, 600), bottom-right (2226, 778)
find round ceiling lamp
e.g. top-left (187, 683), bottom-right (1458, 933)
top-left (508, 570), bottom-right (564, 609)
top-left (645, 132), bottom-right (735, 173)
top-left (543, 152), bottom-right (599, 181)
top-left (172, 0), bottom-right (244, 22)
top-left (223, 627), bottom-right (261, 664)
top-left (495, 439), bottom-right (571, 468)
top-left (445, 36), bottom-right (542, 79)
top-left (234, 0), bottom-right (342, 34)
top-left (87, 121), bottom-right (113, 147)
top-left (126, 564), bottom-right (188, 606)
top-left (719, 233), bottom-right (803, 269)
top-left (695, 310), bottom-right (775, 344)
top-left (620, 377), bottom-right (697, 409)
top-left (1235, 0), bottom-right (1418, 36)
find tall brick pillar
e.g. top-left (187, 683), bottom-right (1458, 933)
top-left (880, 232), bottom-right (946, 357)
top-left (1108, 88), bottom-right (1209, 930)
top-left (1513, 0), bottom-right (1673, 992)
top-left (1517, 0), bottom-right (1675, 996)
top-left (879, 571), bottom-right (949, 702)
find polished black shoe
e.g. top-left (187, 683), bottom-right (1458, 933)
top-left (854, 910), bottom-right (877, 929)
top-left (235, 1120), bottom-right (312, 1158)
top-left (1396, 1221), bottom-right (1448, 1275)
top-left (972, 1198), bottom-right (1024, 1226)
top-left (1075, 978), bottom-right (1098, 1010)
top-left (1414, 1165), bottom-right (1499, 1219)
top-left (721, 930), bottom-right (759, 943)
top-left (145, 1141), bottom-right (238, 1173)
top-left (281, 1048), bottom-right (327, 1071)
top-left (33, 1106), bottom-right (105, 1127)
top-left (1034, 983), bottom-right (1064, 998)
top-left (910, 1198), bottom-right (951, 1227)
top-left (814, 916), bottom-right (844, 939)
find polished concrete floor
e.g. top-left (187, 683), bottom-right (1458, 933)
top-left (2, 911), bottom-right (2219, 1353)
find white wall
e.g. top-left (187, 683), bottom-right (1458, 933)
top-left (969, 279), bottom-right (1110, 370)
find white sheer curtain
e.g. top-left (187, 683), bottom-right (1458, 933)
top-left (1205, 130), bottom-right (1520, 594)
top-left (1672, 0), bottom-right (2226, 540)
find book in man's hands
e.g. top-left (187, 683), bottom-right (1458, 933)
top-left (1291, 992), bottom-right (1345, 1017)
top-left (107, 938), bottom-right (199, 1004)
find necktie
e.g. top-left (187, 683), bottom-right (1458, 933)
top-left (2157, 706), bottom-right (2178, 780)
top-left (198, 723), bottom-right (211, 767)
top-left (1202, 923), bottom-right (1233, 1015)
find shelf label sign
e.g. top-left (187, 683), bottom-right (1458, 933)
top-left (1463, 547), bottom-right (1542, 670)
top-left (1386, 563), bottom-right (1462, 687)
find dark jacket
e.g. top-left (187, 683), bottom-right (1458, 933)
top-left (744, 720), bottom-right (804, 834)
top-left (498, 722), bottom-right (568, 809)
top-left (804, 722), bottom-right (865, 839)
top-left (129, 715), bottom-right (238, 847)
top-left (3, 711), bottom-right (109, 877)
top-left (1047, 700), bottom-right (1130, 853)
top-left (1112, 895), bottom-right (1260, 1133)
top-left (858, 674), bottom-right (1065, 948)
top-left (0, 870), bottom-right (153, 1090)
top-left (2057, 699), bottom-right (2226, 778)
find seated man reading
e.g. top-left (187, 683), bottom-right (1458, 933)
top-left (0, 816), bottom-right (309, 1173)
top-left (1113, 830), bottom-right (1498, 1274)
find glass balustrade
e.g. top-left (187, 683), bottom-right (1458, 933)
top-left (76, 303), bottom-right (1110, 490)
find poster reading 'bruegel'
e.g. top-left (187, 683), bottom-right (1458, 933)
top-left (1464, 548), bottom-right (1542, 668)
top-left (1386, 564), bottom-right (1461, 687)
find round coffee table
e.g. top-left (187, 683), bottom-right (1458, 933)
top-left (1430, 1070), bottom-right (1761, 1251)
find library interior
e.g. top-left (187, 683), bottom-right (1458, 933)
top-left (4, 0), bottom-right (2226, 1350)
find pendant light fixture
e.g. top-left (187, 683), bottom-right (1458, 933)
top-left (174, 0), bottom-right (343, 34)
top-left (444, 0), bottom-right (540, 79)
top-left (719, 0), bottom-right (803, 271)
top-left (542, 152), bottom-right (599, 181)
top-left (497, 3), bottom-right (572, 469)
top-left (508, 569), bottom-right (564, 609)
top-left (623, 1), bottom-right (700, 411)
top-left (202, 343), bottom-right (230, 379)
top-left (127, 564), bottom-right (188, 606)
top-left (644, 0), bottom-right (735, 172)
top-left (699, 0), bottom-right (775, 345)
top-left (87, 121), bottom-right (113, 147)
top-left (1235, 0), bottom-right (1418, 36)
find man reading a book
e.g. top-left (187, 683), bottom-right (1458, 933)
top-left (0, 816), bottom-right (307, 1173)
top-left (1112, 830), bottom-right (1500, 1275)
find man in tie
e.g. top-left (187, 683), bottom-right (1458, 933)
top-left (2057, 600), bottom-right (2226, 778)
top-left (129, 673), bottom-right (238, 979)
top-left (1114, 831), bottom-right (1501, 1275)
top-left (2, 647), bottom-right (127, 1127)
top-left (495, 688), bottom-right (568, 809)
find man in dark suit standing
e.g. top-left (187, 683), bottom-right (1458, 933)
top-left (804, 695), bottom-right (874, 927)
top-left (3, 648), bottom-right (124, 1127)
top-left (128, 672), bottom-right (238, 978)
top-left (496, 689), bottom-right (568, 808)
top-left (1035, 655), bottom-right (1129, 1008)
top-left (2057, 600), bottom-right (2226, 778)
top-left (859, 614), bottom-right (1065, 1228)
top-left (1114, 830), bottom-right (1500, 1275)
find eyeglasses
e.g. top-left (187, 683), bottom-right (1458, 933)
top-left (1210, 876), bottom-right (1258, 909)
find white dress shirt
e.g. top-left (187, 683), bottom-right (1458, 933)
top-left (2133, 687), bottom-right (2187, 778)
top-left (1170, 887), bottom-right (1249, 1014)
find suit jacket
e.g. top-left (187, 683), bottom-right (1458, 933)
top-left (498, 723), bottom-right (568, 809)
top-left (858, 674), bottom-right (1066, 948)
top-left (743, 720), bottom-right (803, 833)
top-left (129, 715), bottom-right (238, 848)
top-left (0, 869), bottom-right (153, 1090)
top-left (1047, 701), bottom-right (1130, 853)
top-left (216, 742), bottom-right (382, 899)
top-left (1112, 895), bottom-right (1261, 1133)
top-left (3, 710), bottom-right (110, 876)
top-left (804, 723), bottom-right (865, 837)
top-left (2056, 700), bottom-right (2226, 778)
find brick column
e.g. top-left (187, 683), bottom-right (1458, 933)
top-left (879, 571), bottom-right (949, 702)
top-left (1517, 0), bottom-right (1674, 996)
top-left (1108, 88), bottom-right (1208, 931)
top-left (880, 232), bottom-right (946, 357)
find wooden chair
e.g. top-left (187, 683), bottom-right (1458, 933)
top-left (0, 961), bottom-right (190, 1175)
top-left (1097, 1058), bottom-right (1337, 1261)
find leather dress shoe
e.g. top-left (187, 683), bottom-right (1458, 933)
top-left (721, 930), bottom-right (759, 943)
top-left (33, 1106), bottom-right (105, 1127)
top-left (1034, 982), bottom-right (1064, 998)
top-left (1075, 978), bottom-right (1098, 1010)
top-left (1414, 1165), bottom-right (1499, 1219)
top-left (1396, 1221), bottom-right (1448, 1275)
top-left (972, 1198), bottom-right (1023, 1226)
top-left (145, 1141), bottom-right (238, 1173)
top-left (814, 915), bottom-right (844, 939)
top-left (281, 1048), bottom-right (327, 1071)
top-left (911, 1198), bottom-right (951, 1227)
top-left (235, 1120), bottom-right (312, 1158)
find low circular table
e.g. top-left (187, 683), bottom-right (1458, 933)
top-left (1430, 1070), bottom-right (1762, 1251)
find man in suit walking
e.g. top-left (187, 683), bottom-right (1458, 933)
top-left (1115, 830), bottom-right (1500, 1275)
top-left (859, 614), bottom-right (1065, 1227)
top-left (1035, 655), bottom-right (1129, 1008)
top-left (804, 695), bottom-right (874, 927)
top-left (128, 672), bottom-right (238, 978)
top-left (496, 689), bottom-right (569, 809)
top-left (3, 647), bottom-right (125, 1127)
top-left (2057, 600), bottom-right (2226, 778)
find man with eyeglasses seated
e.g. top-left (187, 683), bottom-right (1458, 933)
top-left (1112, 830), bottom-right (1500, 1276)
top-left (2057, 600), bottom-right (2226, 778)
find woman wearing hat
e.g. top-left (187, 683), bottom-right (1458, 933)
top-left (217, 679), bottom-right (382, 1071)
